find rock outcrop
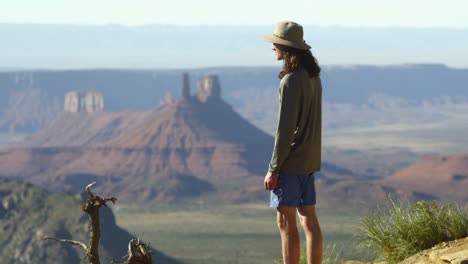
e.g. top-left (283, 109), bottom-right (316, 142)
top-left (196, 75), bottom-right (221, 103)
top-left (344, 237), bottom-right (468, 264)
top-left (64, 90), bottom-right (104, 113)
top-left (400, 237), bottom-right (468, 264)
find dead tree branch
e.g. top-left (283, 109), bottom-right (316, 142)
top-left (113, 239), bottom-right (153, 264)
top-left (44, 182), bottom-right (117, 264)
top-left (43, 237), bottom-right (88, 252)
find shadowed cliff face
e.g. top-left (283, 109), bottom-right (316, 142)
top-left (0, 179), bottom-right (180, 264)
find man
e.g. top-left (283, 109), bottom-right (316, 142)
top-left (263, 21), bottom-right (323, 264)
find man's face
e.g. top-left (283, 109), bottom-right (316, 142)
top-left (272, 44), bottom-right (285, 60)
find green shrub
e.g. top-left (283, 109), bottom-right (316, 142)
top-left (358, 199), bottom-right (468, 263)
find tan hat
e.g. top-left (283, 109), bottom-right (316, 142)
top-left (263, 21), bottom-right (311, 50)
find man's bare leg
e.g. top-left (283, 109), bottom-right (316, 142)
top-left (277, 206), bottom-right (300, 264)
top-left (298, 205), bottom-right (322, 264)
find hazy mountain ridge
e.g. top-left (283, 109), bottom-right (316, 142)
top-left (1, 64), bottom-right (467, 135)
top-left (1, 24), bottom-right (467, 68)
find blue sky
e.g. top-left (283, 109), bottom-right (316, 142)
top-left (2, 0), bottom-right (468, 27)
top-left (1, 1), bottom-right (467, 69)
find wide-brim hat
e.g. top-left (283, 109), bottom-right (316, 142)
top-left (263, 21), bottom-right (311, 50)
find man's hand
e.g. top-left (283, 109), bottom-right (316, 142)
top-left (264, 171), bottom-right (279, 190)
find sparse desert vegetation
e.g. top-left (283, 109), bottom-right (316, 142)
top-left (358, 199), bottom-right (468, 263)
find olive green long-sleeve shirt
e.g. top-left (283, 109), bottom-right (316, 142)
top-left (268, 67), bottom-right (322, 175)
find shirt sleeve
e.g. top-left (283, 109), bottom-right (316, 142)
top-left (268, 76), bottom-right (301, 173)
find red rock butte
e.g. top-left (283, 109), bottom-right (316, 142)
top-left (0, 73), bottom-right (273, 201)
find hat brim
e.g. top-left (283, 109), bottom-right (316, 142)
top-left (263, 34), bottom-right (311, 50)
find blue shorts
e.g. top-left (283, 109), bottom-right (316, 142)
top-left (270, 172), bottom-right (316, 207)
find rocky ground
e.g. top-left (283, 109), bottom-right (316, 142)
top-left (343, 237), bottom-right (468, 264)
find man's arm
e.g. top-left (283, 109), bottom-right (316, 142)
top-left (268, 76), bottom-right (301, 174)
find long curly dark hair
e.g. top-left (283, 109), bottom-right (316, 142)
top-left (277, 44), bottom-right (321, 79)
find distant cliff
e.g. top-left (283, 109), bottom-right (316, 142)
top-left (0, 87), bottom-right (61, 133)
top-left (1, 65), bottom-right (467, 133)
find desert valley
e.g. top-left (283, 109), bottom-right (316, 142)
top-left (1, 65), bottom-right (467, 263)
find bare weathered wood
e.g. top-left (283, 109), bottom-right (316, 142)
top-left (43, 237), bottom-right (88, 252)
top-left (45, 182), bottom-right (117, 264)
top-left (114, 239), bottom-right (153, 264)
